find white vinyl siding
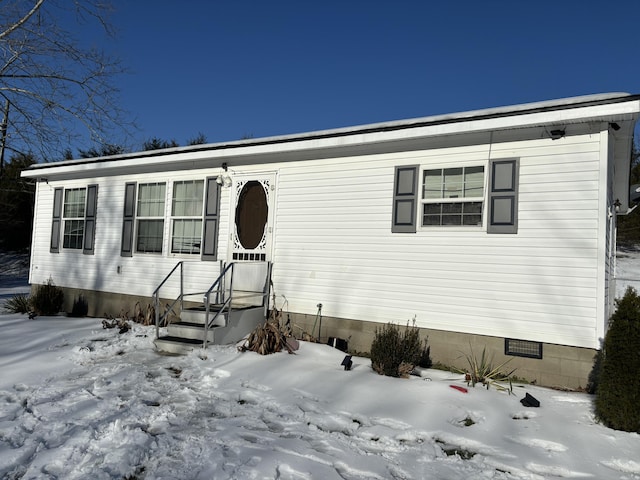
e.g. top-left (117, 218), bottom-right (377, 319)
top-left (272, 132), bottom-right (605, 349)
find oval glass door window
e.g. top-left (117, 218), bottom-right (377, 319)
top-left (235, 181), bottom-right (268, 250)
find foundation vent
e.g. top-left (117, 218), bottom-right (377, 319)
top-left (505, 338), bottom-right (543, 359)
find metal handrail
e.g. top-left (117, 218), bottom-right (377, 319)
top-left (154, 260), bottom-right (273, 348)
top-left (203, 262), bottom-right (234, 348)
top-left (153, 261), bottom-right (184, 339)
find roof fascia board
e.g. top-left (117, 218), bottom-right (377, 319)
top-left (22, 96), bottom-right (640, 179)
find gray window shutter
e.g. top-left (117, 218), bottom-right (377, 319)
top-left (83, 184), bottom-right (98, 255)
top-left (488, 159), bottom-right (519, 234)
top-left (121, 182), bottom-right (136, 257)
top-left (392, 165), bottom-right (419, 233)
top-left (50, 187), bottom-right (63, 253)
top-left (201, 177), bottom-right (220, 261)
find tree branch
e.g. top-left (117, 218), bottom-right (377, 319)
top-left (0, 0), bottom-right (45, 41)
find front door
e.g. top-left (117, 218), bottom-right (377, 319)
top-left (229, 173), bottom-right (276, 263)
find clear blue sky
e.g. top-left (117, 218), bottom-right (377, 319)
top-left (91, 1), bottom-right (640, 150)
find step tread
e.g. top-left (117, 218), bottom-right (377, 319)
top-left (184, 305), bottom-right (224, 311)
top-left (183, 304), bottom-right (261, 312)
top-left (172, 321), bottom-right (221, 328)
top-left (156, 336), bottom-right (205, 345)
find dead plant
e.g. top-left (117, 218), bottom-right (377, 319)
top-left (238, 320), bottom-right (295, 355)
top-left (133, 302), bottom-right (155, 326)
top-left (102, 313), bottom-right (130, 334)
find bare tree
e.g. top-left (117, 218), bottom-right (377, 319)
top-left (0, 0), bottom-right (133, 164)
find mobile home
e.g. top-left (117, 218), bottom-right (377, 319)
top-left (22, 93), bottom-right (640, 388)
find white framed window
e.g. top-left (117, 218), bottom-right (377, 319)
top-left (136, 182), bottom-right (166, 253)
top-left (62, 188), bottom-right (86, 249)
top-left (171, 180), bottom-right (204, 254)
top-left (421, 166), bottom-right (485, 227)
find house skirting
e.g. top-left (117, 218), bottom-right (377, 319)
top-left (39, 285), bottom-right (596, 390)
top-left (33, 285), bottom-right (162, 320)
top-left (287, 312), bottom-right (597, 391)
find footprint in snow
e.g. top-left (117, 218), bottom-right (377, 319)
top-left (601, 458), bottom-right (640, 475)
top-left (511, 410), bottom-right (538, 420)
top-left (210, 368), bottom-right (231, 379)
top-left (333, 461), bottom-right (387, 480)
top-left (292, 389), bottom-right (321, 402)
top-left (370, 417), bottom-right (412, 430)
top-left (526, 462), bottom-right (591, 478)
top-left (237, 389), bottom-right (266, 406)
top-left (241, 379), bottom-right (271, 391)
top-left (276, 463), bottom-right (314, 480)
top-left (506, 435), bottom-right (568, 452)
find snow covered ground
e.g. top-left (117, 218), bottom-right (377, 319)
top-left (615, 246), bottom-right (640, 299)
top-left (1, 252), bottom-right (640, 480)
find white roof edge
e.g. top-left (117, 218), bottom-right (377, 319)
top-left (22, 92), bottom-right (639, 176)
top-left (317, 92), bottom-right (634, 134)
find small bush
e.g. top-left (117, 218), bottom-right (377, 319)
top-left (370, 322), bottom-right (431, 378)
top-left (2, 293), bottom-right (31, 314)
top-left (417, 340), bottom-right (433, 369)
top-left (30, 277), bottom-right (64, 316)
top-left (595, 287), bottom-right (640, 432)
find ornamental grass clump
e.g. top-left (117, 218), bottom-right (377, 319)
top-left (2, 293), bottom-right (31, 314)
top-left (458, 343), bottom-right (516, 394)
top-left (370, 321), bottom-right (431, 378)
top-left (595, 286), bottom-right (640, 432)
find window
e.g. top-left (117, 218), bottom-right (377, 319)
top-left (51, 185), bottom-right (98, 254)
top-left (421, 166), bottom-right (484, 226)
top-left (121, 178), bottom-right (219, 259)
top-left (171, 180), bottom-right (204, 254)
top-left (63, 188), bottom-right (86, 248)
top-left (136, 182), bottom-right (166, 253)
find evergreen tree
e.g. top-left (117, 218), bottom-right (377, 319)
top-left (0, 153), bottom-right (35, 251)
top-left (187, 132), bottom-right (207, 145)
top-left (595, 287), bottom-right (640, 432)
top-left (143, 137), bottom-right (179, 151)
top-left (77, 144), bottom-right (128, 159)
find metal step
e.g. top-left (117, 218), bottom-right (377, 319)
top-left (179, 307), bottom-right (227, 326)
top-left (154, 336), bottom-right (205, 355)
top-left (154, 306), bottom-right (266, 355)
top-left (167, 321), bottom-right (217, 342)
